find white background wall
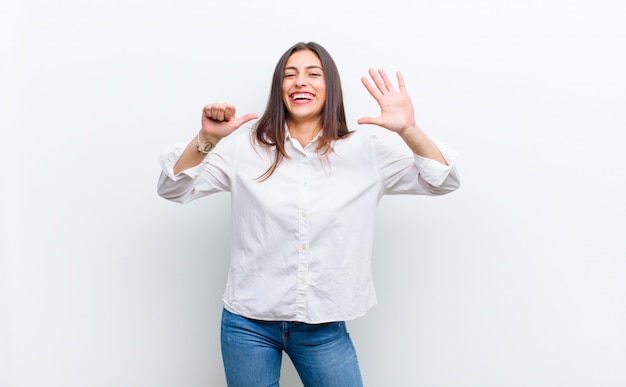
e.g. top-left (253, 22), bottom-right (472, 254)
top-left (2, 0), bottom-right (625, 386)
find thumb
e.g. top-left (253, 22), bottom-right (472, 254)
top-left (232, 113), bottom-right (259, 128)
top-left (357, 116), bottom-right (379, 126)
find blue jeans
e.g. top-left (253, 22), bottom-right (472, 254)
top-left (221, 308), bottom-right (364, 387)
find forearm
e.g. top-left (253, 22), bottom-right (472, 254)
top-left (173, 132), bottom-right (221, 175)
top-left (397, 125), bottom-right (448, 166)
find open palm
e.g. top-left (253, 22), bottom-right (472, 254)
top-left (357, 68), bottom-right (417, 134)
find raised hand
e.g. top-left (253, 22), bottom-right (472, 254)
top-left (358, 69), bottom-right (448, 164)
top-left (173, 104), bottom-right (258, 174)
top-left (200, 103), bottom-right (258, 140)
top-left (357, 68), bottom-right (417, 135)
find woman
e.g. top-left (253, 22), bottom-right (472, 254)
top-left (157, 41), bottom-right (460, 387)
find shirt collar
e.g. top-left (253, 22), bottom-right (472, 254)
top-left (284, 125), bottom-right (324, 145)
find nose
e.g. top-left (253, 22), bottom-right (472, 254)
top-left (295, 73), bottom-right (307, 87)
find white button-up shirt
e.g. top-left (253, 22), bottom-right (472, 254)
top-left (157, 129), bottom-right (460, 323)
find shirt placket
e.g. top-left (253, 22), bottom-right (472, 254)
top-left (294, 149), bottom-right (310, 320)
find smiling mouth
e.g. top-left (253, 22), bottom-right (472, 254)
top-left (291, 93), bottom-right (314, 101)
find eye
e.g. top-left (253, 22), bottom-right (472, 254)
top-left (284, 73), bottom-right (296, 78)
top-left (309, 72), bottom-right (322, 77)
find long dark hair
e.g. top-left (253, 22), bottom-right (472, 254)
top-left (253, 41), bottom-right (351, 180)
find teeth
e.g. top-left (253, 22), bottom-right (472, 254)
top-left (293, 93), bottom-right (312, 100)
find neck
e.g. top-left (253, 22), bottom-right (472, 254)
top-left (287, 120), bottom-right (322, 148)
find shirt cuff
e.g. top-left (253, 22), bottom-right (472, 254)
top-left (158, 144), bottom-right (205, 181)
top-left (413, 139), bottom-right (459, 187)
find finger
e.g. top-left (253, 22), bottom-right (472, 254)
top-left (223, 105), bottom-right (236, 121)
top-left (396, 71), bottom-right (407, 93)
top-left (361, 75), bottom-right (382, 100)
top-left (203, 104), bottom-right (222, 121)
top-left (368, 68), bottom-right (388, 95)
top-left (203, 104), bottom-right (214, 119)
top-left (212, 104), bottom-right (226, 121)
top-left (377, 68), bottom-right (395, 93)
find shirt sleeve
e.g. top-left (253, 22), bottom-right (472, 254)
top-left (372, 135), bottom-right (461, 196)
top-left (413, 138), bottom-right (460, 188)
top-left (156, 136), bottom-right (236, 204)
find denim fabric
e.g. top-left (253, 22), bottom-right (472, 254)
top-left (221, 308), bottom-right (364, 387)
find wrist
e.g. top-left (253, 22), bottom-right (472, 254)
top-left (397, 124), bottom-right (423, 140)
top-left (196, 131), bottom-right (218, 154)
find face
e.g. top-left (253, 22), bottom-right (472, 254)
top-left (282, 49), bottom-right (326, 123)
